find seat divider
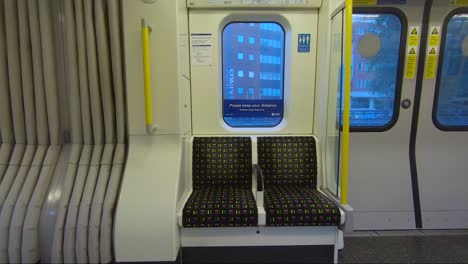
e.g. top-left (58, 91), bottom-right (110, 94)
top-left (177, 190), bottom-right (193, 227)
top-left (251, 137), bottom-right (264, 218)
top-left (258, 207), bottom-right (266, 226)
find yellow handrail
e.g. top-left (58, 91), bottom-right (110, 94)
top-left (340, 0), bottom-right (353, 205)
top-left (142, 19), bottom-right (156, 134)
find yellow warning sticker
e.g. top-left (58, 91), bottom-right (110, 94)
top-left (405, 25), bottom-right (420, 79)
top-left (425, 48), bottom-right (438, 79)
top-left (353, 0), bottom-right (377, 5)
top-left (429, 26), bottom-right (440, 47)
top-left (453, 0), bottom-right (468, 5)
top-left (408, 26), bottom-right (420, 47)
top-left (405, 47), bottom-right (418, 79)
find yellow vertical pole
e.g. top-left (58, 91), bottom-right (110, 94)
top-left (340, 0), bottom-right (353, 205)
top-left (142, 19), bottom-right (155, 134)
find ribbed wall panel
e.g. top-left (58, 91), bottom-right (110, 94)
top-left (22, 145), bottom-right (61, 263)
top-left (74, 0), bottom-right (93, 146)
top-left (4, 0), bottom-right (26, 145)
top-left (0, 145), bottom-right (13, 183)
top-left (100, 153), bottom-right (125, 263)
top-left (64, 0), bottom-right (83, 145)
top-left (49, 144), bottom-right (83, 263)
top-left (0, 146), bottom-right (26, 210)
top-left (49, 1), bottom-right (86, 262)
top-left (8, 145), bottom-right (47, 263)
top-left (0, 0), bottom-right (14, 147)
top-left (95, 0), bottom-right (116, 144)
top-left (0, 146), bottom-right (35, 262)
top-left (88, 143), bottom-right (115, 263)
top-left (39, 0), bottom-right (61, 146)
top-left (108, 0), bottom-right (126, 144)
top-left (84, 0), bottom-right (104, 145)
top-left (0, 0), bottom-right (13, 185)
top-left (64, 145), bottom-right (93, 263)
top-left (18, 0), bottom-right (37, 146)
top-left (0, 0), bottom-right (127, 263)
top-left (76, 145), bottom-right (104, 263)
top-left (15, 2), bottom-right (57, 263)
top-left (2, 2), bottom-right (41, 262)
top-left (28, 0), bottom-right (50, 147)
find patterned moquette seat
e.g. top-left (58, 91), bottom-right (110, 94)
top-left (258, 137), bottom-right (341, 226)
top-left (183, 137), bottom-right (258, 227)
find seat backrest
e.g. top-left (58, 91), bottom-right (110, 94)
top-left (192, 137), bottom-right (252, 189)
top-left (258, 136), bottom-right (317, 188)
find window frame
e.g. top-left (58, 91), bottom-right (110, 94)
top-left (350, 8), bottom-right (408, 132)
top-left (221, 21), bottom-right (286, 128)
top-left (432, 8), bottom-right (468, 132)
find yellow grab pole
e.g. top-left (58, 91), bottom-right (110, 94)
top-left (142, 19), bottom-right (156, 134)
top-left (340, 0), bottom-right (353, 205)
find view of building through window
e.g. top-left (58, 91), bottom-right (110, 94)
top-left (340, 13), bottom-right (402, 128)
top-left (222, 22), bottom-right (285, 127)
top-left (435, 13), bottom-right (468, 128)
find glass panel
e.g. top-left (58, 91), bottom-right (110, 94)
top-left (222, 22), bottom-right (285, 127)
top-left (435, 13), bottom-right (468, 128)
top-left (349, 13), bottom-right (403, 127)
top-left (326, 11), bottom-right (344, 196)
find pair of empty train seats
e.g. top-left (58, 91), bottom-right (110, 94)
top-left (180, 136), bottom-right (342, 228)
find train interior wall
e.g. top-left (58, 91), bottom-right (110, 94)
top-left (0, 0), bottom-right (466, 263)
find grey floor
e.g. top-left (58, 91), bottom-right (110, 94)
top-left (339, 230), bottom-right (468, 263)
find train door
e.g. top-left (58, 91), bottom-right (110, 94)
top-left (187, 1), bottom-right (320, 135)
top-left (416, 1), bottom-right (468, 229)
top-left (346, 1), bottom-right (426, 230)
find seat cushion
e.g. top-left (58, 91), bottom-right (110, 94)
top-left (264, 186), bottom-right (341, 226)
top-left (258, 137), bottom-right (317, 188)
top-left (183, 186), bottom-right (258, 228)
top-left (192, 137), bottom-right (252, 189)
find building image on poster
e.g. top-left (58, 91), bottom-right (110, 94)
top-left (222, 22), bottom-right (285, 127)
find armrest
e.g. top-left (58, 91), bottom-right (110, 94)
top-left (252, 164), bottom-right (264, 208)
top-left (253, 164), bottom-right (264, 192)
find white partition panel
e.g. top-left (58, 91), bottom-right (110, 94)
top-left (115, 136), bottom-right (182, 262)
top-left (189, 9), bottom-right (318, 135)
top-left (123, 0), bottom-right (191, 135)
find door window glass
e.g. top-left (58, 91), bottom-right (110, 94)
top-left (348, 13), bottom-right (404, 128)
top-left (434, 13), bottom-right (468, 129)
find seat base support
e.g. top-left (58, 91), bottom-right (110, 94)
top-left (181, 226), bottom-right (342, 264)
top-left (181, 245), bottom-right (334, 264)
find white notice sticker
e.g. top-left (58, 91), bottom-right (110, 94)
top-left (191, 34), bottom-right (213, 66)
